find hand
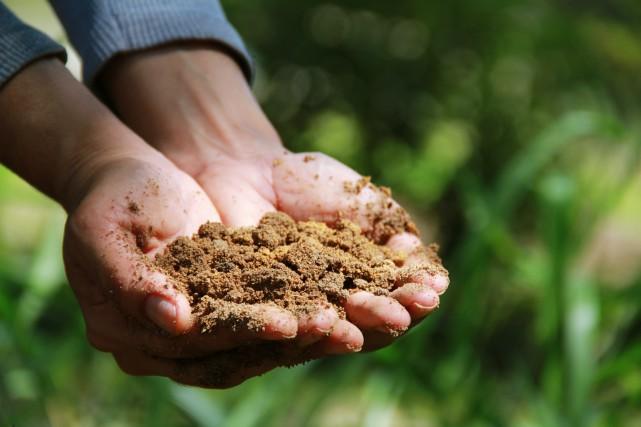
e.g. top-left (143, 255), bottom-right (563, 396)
top-left (63, 149), bottom-right (329, 386)
top-left (0, 58), bottom-right (351, 387)
top-left (101, 46), bottom-right (450, 360)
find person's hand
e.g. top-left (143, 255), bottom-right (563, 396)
top-left (0, 57), bottom-right (357, 387)
top-left (101, 46), bottom-right (450, 358)
top-left (64, 144), bottom-right (369, 386)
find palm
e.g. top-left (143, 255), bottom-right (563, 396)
top-left (99, 47), bottom-right (448, 383)
top-left (63, 158), bottom-right (226, 348)
top-left (190, 149), bottom-right (448, 351)
top-left (63, 158), bottom-right (312, 386)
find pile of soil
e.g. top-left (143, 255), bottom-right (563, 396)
top-left (154, 211), bottom-right (445, 335)
top-left (149, 175), bottom-right (449, 387)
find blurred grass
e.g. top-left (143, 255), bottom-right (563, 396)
top-left (4, 0), bottom-right (641, 426)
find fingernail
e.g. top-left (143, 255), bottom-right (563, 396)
top-left (374, 324), bottom-right (406, 336)
top-left (270, 319), bottom-right (297, 340)
top-left (325, 341), bottom-right (362, 355)
top-left (430, 275), bottom-right (450, 295)
top-left (145, 295), bottom-right (178, 333)
top-left (347, 343), bottom-right (363, 353)
top-left (259, 307), bottom-right (298, 339)
top-left (414, 302), bottom-right (439, 311)
top-left (276, 316), bottom-right (298, 339)
top-left (415, 291), bottom-right (440, 310)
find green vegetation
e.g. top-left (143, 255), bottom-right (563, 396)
top-left (3, 0), bottom-right (641, 425)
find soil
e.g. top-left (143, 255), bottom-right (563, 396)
top-left (155, 212), bottom-right (445, 335)
top-left (150, 185), bottom-right (447, 387)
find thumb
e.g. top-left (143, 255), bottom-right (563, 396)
top-left (141, 272), bottom-right (194, 335)
top-left (79, 221), bottom-right (195, 336)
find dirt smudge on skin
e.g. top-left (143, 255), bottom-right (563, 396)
top-left (127, 201), bottom-right (140, 214)
top-left (342, 178), bottom-right (419, 243)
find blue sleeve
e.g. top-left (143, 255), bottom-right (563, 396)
top-left (0, 3), bottom-right (66, 88)
top-left (48, 0), bottom-right (253, 85)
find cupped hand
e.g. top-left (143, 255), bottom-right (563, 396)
top-left (101, 46), bottom-right (450, 373)
top-left (178, 147), bottom-right (448, 353)
top-left (63, 147), bottom-right (348, 386)
top-left (0, 55), bottom-right (360, 388)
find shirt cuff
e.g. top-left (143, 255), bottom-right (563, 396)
top-left (0, 5), bottom-right (67, 88)
top-left (50, 1), bottom-right (253, 85)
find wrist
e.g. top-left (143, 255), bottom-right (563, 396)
top-left (58, 119), bottom-right (169, 212)
top-left (100, 44), bottom-right (282, 168)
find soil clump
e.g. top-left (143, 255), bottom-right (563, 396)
top-left (155, 212), bottom-right (445, 334)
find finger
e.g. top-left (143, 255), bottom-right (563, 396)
top-left (295, 306), bottom-right (340, 347)
top-left (122, 320), bottom-right (363, 388)
top-left (113, 346), bottom-right (282, 388)
top-left (76, 221), bottom-right (199, 335)
top-left (69, 218), bottom-right (196, 335)
top-left (144, 283), bottom-right (194, 334)
top-left (65, 230), bottom-right (196, 340)
top-left (84, 300), bottom-right (298, 359)
top-left (344, 291), bottom-right (411, 335)
top-left (386, 232), bottom-right (421, 255)
top-left (245, 304), bottom-right (299, 340)
top-left (387, 233), bottom-right (450, 295)
top-left (273, 152), bottom-right (416, 243)
top-left (390, 283), bottom-right (440, 319)
top-left (398, 270), bottom-right (450, 296)
top-left (193, 301), bottom-right (298, 344)
top-left (197, 162), bottom-right (277, 227)
top-left (112, 320), bottom-right (363, 387)
top-left (314, 319), bottom-right (364, 354)
top-left (64, 167), bottom-right (222, 336)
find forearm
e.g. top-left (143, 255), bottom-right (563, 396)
top-left (0, 58), bottom-right (156, 210)
top-left (100, 46), bottom-right (281, 172)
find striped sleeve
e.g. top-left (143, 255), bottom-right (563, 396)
top-left (0, 3), bottom-right (66, 88)
top-left (48, 0), bottom-right (253, 85)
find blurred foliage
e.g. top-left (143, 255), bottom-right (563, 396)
top-left (3, 0), bottom-right (641, 426)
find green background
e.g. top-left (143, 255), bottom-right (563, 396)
top-left (3, 0), bottom-right (641, 426)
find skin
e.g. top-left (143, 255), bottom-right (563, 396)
top-left (0, 47), bottom-right (449, 388)
top-left (101, 45), bottom-right (450, 384)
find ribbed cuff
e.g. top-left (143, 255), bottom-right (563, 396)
top-left (0, 7), bottom-right (67, 88)
top-left (51, 1), bottom-right (253, 85)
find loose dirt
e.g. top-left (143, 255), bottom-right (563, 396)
top-left (150, 185), bottom-right (447, 387)
top-left (155, 212), bottom-right (445, 335)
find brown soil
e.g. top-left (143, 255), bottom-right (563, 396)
top-left (155, 212), bottom-right (445, 334)
top-left (152, 202), bottom-right (446, 387)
